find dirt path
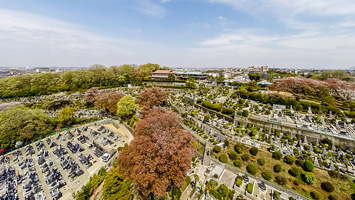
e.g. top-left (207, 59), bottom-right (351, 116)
top-left (89, 181), bottom-right (104, 200)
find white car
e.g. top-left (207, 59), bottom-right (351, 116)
top-left (102, 153), bottom-right (111, 162)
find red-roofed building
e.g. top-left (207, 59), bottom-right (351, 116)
top-left (150, 70), bottom-right (176, 79)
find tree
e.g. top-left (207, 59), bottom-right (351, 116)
top-left (249, 147), bottom-right (258, 156)
top-left (219, 154), bottom-right (228, 163)
top-left (102, 167), bottom-right (132, 200)
top-left (58, 106), bottom-right (75, 127)
top-left (82, 87), bottom-right (99, 106)
top-left (95, 92), bottom-right (124, 114)
top-left (117, 108), bottom-right (194, 197)
top-left (284, 155), bottom-right (296, 165)
top-left (321, 182), bottom-right (335, 192)
top-left (302, 172), bottom-right (316, 184)
top-left (246, 164), bottom-right (258, 175)
top-left (262, 171), bottom-right (272, 181)
top-left (136, 87), bottom-right (167, 108)
top-left (272, 151), bottom-right (282, 160)
top-left (248, 73), bottom-right (262, 82)
top-left (242, 110), bottom-right (249, 118)
top-left (234, 142), bottom-right (244, 153)
top-left (274, 164), bottom-right (282, 173)
top-left (117, 95), bottom-right (136, 119)
top-left (0, 105), bottom-right (53, 150)
top-left (303, 160), bottom-right (314, 172)
top-left (257, 158), bottom-right (265, 166)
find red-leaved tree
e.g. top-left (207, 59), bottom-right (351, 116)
top-left (136, 87), bottom-right (167, 108)
top-left (117, 107), bottom-right (194, 197)
top-left (94, 92), bottom-right (124, 114)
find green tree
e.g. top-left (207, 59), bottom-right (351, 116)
top-left (242, 110), bottom-right (249, 117)
top-left (102, 168), bottom-right (132, 200)
top-left (117, 95), bottom-right (136, 119)
top-left (0, 105), bottom-right (53, 150)
top-left (58, 106), bottom-right (75, 126)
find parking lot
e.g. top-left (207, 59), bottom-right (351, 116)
top-left (0, 120), bottom-right (133, 200)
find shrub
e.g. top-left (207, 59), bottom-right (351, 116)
top-left (206, 179), bottom-right (218, 190)
top-left (310, 191), bottom-right (323, 200)
top-left (284, 155), bottom-right (296, 165)
top-left (234, 160), bottom-right (241, 167)
top-left (328, 170), bottom-right (340, 178)
top-left (213, 146), bottom-right (222, 153)
top-left (213, 174), bottom-right (219, 179)
top-left (249, 147), bottom-right (259, 156)
top-left (234, 142), bottom-right (244, 153)
top-left (302, 172), bottom-right (316, 185)
top-left (247, 183), bottom-right (253, 194)
top-left (289, 197), bottom-right (296, 200)
top-left (296, 159), bottom-right (304, 167)
top-left (217, 184), bottom-right (230, 199)
top-left (275, 176), bottom-right (287, 186)
top-left (247, 164), bottom-right (258, 175)
top-left (289, 167), bottom-right (302, 177)
top-left (328, 195), bottom-right (337, 200)
top-left (241, 154), bottom-right (250, 161)
top-left (273, 150), bottom-right (283, 160)
top-left (294, 179), bottom-right (300, 186)
top-left (236, 176), bottom-right (243, 187)
top-left (221, 139), bottom-right (229, 147)
top-left (219, 154), bottom-right (228, 163)
top-left (274, 191), bottom-right (280, 200)
top-left (274, 164), bottom-right (282, 173)
top-left (185, 176), bottom-right (191, 188)
top-left (321, 182), bottom-right (335, 192)
top-left (262, 171), bottom-right (272, 181)
top-left (257, 158), bottom-right (265, 166)
top-left (228, 151), bottom-right (239, 160)
top-left (304, 160), bottom-right (314, 172)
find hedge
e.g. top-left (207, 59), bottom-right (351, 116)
top-left (247, 183), bottom-right (253, 194)
top-left (236, 176), bottom-right (243, 187)
top-left (247, 164), bottom-right (258, 175)
top-left (274, 191), bottom-right (280, 200)
top-left (219, 154), bottom-right (228, 163)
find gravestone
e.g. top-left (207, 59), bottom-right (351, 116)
top-left (313, 157), bottom-right (320, 167)
top-left (329, 161), bottom-right (336, 170)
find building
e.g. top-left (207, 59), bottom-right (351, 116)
top-left (150, 70), bottom-right (176, 79)
top-left (174, 70), bottom-right (208, 80)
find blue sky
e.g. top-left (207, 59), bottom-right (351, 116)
top-left (1, 0), bottom-right (355, 69)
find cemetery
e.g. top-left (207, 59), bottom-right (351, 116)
top-left (0, 120), bottom-right (133, 200)
top-left (165, 84), bottom-right (355, 200)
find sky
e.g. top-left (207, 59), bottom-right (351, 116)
top-left (0, 0), bottom-right (355, 69)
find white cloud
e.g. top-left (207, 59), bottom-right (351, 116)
top-left (189, 29), bottom-right (355, 68)
top-left (0, 8), bottom-right (161, 67)
top-left (135, 0), bottom-right (167, 17)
